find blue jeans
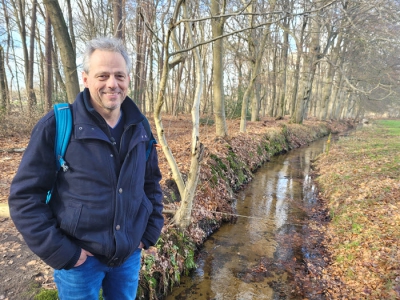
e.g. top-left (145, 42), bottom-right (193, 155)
top-left (54, 249), bottom-right (142, 300)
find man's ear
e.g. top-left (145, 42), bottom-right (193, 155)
top-left (82, 72), bottom-right (89, 87)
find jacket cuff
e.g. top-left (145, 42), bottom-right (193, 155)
top-left (62, 248), bottom-right (81, 270)
top-left (141, 238), bottom-right (151, 250)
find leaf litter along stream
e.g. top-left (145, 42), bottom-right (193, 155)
top-left (166, 137), bottom-right (331, 300)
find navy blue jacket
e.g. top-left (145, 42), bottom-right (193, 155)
top-left (9, 89), bottom-right (164, 270)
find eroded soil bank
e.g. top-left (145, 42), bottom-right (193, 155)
top-left (0, 117), bottom-right (354, 299)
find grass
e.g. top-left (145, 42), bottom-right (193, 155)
top-left (34, 289), bottom-right (103, 300)
top-left (314, 119), bottom-right (400, 299)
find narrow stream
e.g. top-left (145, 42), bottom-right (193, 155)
top-left (166, 137), bottom-right (329, 300)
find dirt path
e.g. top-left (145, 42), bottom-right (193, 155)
top-left (0, 217), bottom-right (55, 300)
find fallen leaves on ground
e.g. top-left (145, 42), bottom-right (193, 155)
top-left (314, 121), bottom-right (400, 299)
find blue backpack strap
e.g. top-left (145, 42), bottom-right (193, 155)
top-left (46, 103), bottom-right (72, 204)
top-left (54, 103), bottom-right (72, 172)
top-left (141, 117), bottom-right (157, 161)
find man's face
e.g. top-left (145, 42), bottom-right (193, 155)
top-left (82, 50), bottom-right (130, 113)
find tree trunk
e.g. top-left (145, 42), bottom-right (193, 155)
top-left (10, 35), bottom-right (23, 112)
top-left (240, 0), bottom-right (275, 132)
top-left (1, 0), bottom-right (11, 113)
top-left (43, 0), bottom-right (80, 104)
top-left (66, 0), bottom-right (76, 53)
top-left (269, 46), bottom-right (277, 116)
top-left (44, 9), bottom-right (53, 111)
top-left (250, 85), bottom-right (260, 121)
top-left (290, 15), bottom-right (307, 118)
top-left (113, 0), bottom-right (123, 39)
top-left (211, 0), bottom-right (228, 137)
top-left (173, 2), bottom-right (204, 230)
top-left (0, 46), bottom-right (7, 113)
top-left (292, 9), bottom-right (322, 124)
top-left (27, 0), bottom-right (38, 111)
top-left (134, 2), bottom-right (147, 111)
top-left (148, 42), bottom-right (154, 112)
top-left (276, 3), bottom-right (290, 119)
top-left (13, 0), bottom-right (30, 109)
top-left (154, 0), bottom-right (186, 200)
top-left (52, 43), bottom-right (67, 97)
top-left (172, 64), bottom-right (184, 116)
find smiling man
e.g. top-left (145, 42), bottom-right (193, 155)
top-left (8, 37), bottom-right (164, 300)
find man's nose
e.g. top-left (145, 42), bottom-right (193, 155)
top-left (107, 76), bottom-right (118, 88)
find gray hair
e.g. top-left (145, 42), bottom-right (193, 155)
top-left (82, 37), bottom-right (131, 74)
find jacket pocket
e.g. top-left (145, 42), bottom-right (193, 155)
top-left (127, 195), bottom-right (153, 247)
top-left (141, 195), bottom-right (153, 215)
top-left (59, 202), bottom-right (82, 236)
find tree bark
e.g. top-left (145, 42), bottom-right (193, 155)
top-left (66, 0), bottom-right (76, 53)
top-left (276, 5), bottom-right (290, 119)
top-left (290, 14), bottom-right (307, 118)
top-left (0, 46), bottom-right (7, 113)
top-left (154, 0), bottom-right (186, 199)
top-left (173, 1), bottom-right (204, 230)
top-left (292, 6), bottom-right (322, 124)
top-left (240, 0), bottom-right (275, 132)
top-left (27, 0), bottom-right (38, 112)
top-left (44, 9), bottom-right (53, 111)
top-left (113, 0), bottom-right (123, 39)
top-left (1, 0), bottom-right (11, 113)
top-left (211, 0), bottom-right (228, 137)
top-left (43, 0), bottom-right (80, 104)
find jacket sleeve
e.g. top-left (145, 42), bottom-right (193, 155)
top-left (141, 143), bottom-right (164, 249)
top-left (8, 113), bottom-right (81, 270)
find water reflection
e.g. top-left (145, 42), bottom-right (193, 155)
top-left (166, 137), bottom-right (328, 300)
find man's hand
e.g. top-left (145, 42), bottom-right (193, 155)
top-left (74, 249), bottom-right (94, 267)
top-left (139, 241), bottom-right (145, 249)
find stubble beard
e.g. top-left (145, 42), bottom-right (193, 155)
top-left (96, 89), bottom-right (126, 112)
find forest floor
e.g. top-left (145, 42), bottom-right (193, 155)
top-left (0, 115), bottom-right (398, 299)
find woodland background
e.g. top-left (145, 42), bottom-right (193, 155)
top-left (1, 0), bottom-right (400, 127)
top-left (1, 0), bottom-right (400, 298)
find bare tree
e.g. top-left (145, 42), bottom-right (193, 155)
top-left (292, 1), bottom-right (326, 124)
top-left (43, 0), bottom-right (79, 104)
top-left (172, 1), bottom-right (205, 229)
top-left (274, 0), bottom-right (290, 119)
top-left (0, 45), bottom-right (7, 113)
top-left (211, 0), bottom-right (228, 137)
top-left (113, 0), bottom-right (123, 39)
top-left (10, 0), bottom-right (34, 111)
top-left (27, 0), bottom-right (38, 111)
top-left (75, 0), bottom-right (112, 40)
top-left (240, 0), bottom-right (276, 132)
top-left (66, 0), bottom-right (76, 53)
top-left (44, 7), bottom-right (53, 111)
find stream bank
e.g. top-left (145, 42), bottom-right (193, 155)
top-left (138, 118), bottom-right (355, 299)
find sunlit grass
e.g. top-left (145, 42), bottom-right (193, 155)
top-left (314, 120), bottom-right (400, 298)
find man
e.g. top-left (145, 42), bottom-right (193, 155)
top-left (8, 37), bottom-right (164, 299)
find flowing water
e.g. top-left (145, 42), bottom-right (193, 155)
top-left (166, 137), bottom-right (330, 300)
